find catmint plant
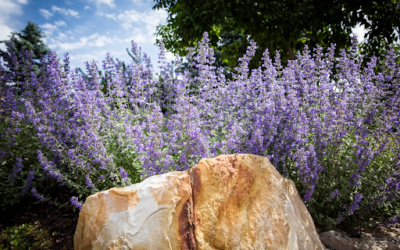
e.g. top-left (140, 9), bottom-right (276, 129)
top-left (0, 31), bottom-right (399, 233)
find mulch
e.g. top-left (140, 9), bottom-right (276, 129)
top-left (1, 186), bottom-right (398, 250)
top-left (0, 187), bottom-right (79, 250)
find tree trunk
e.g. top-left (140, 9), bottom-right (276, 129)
top-left (287, 40), bottom-right (295, 60)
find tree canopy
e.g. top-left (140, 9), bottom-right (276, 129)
top-left (0, 21), bottom-right (50, 93)
top-left (152, 0), bottom-right (400, 73)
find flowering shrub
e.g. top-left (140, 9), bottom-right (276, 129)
top-left (0, 32), bottom-right (399, 230)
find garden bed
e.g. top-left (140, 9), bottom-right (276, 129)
top-left (1, 188), bottom-right (399, 250)
top-left (316, 222), bottom-right (400, 249)
top-left (0, 187), bottom-right (79, 250)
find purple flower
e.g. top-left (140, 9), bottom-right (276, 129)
top-left (70, 196), bottom-right (82, 210)
top-left (16, 157), bottom-right (22, 167)
top-left (354, 193), bottom-right (363, 203)
top-left (120, 167), bottom-right (128, 181)
top-left (22, 170), bottom-right (35, 196)
top-left (68, 149), bottom-right (75, 160)
top-left (31, 188), bottom-right (49, 202)
top-left (0, 30), bottom-right (399, 230)
top-left (330, 189), bottom-right (339, 199)
top-left (85, 174), bottom-right (94, 189)
top-left (8, 157), bottom-right (23, 182)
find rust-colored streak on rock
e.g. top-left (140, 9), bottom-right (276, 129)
top-left (190, 166), bottom-right (202, 194)
top-left (189, 166), bottom-right (202, 239)
top-left (191, 154), bottom-right (320, 249)
top-left (74, 155), bottom-right (324, 249)
top-left (178, 199), bottom-right (197, 250)
top-left (74, 188), bottom-right (139, 250)
top-left (148, 172), bottom-right (194, 250)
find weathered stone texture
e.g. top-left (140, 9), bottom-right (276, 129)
top-left (190, 154), bottom-right (324, 250)
top-left (74, 154), bottom-right (325, 250)
top-left (74, 171), bottom-right (193, 250)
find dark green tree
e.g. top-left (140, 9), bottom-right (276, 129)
top-left (152, 0), bottom-right (400, 73)
top-left (0, 21), bottom-right (50, 94)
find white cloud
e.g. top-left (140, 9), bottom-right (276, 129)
top-left (40, 23), bottom-right (59, 36)
top-left (40, 6), bottom-right (80, 20)
top-left (49, 33), bottom-right (121, 51)
top-left (39, 9), bottom-right (53, 19)
top-left (131, 0), bottom-right (153, 5)
top-left (123, 29), bottom-right (147, 44)
top-left (68, 49), bottom-right (110, 68)
top-left (40, 20), bottom-right (66, 37)
top-left (116, 9), bottom-right (168, 29)
top-left (51, 6), bottom-right (80, 18)
top-left (56, 32), bottom-right (68, 40)
top-left (105, 13), bottom-right (116, 20)
top-left (0, 0), bottom-right (26, 15)
top-left (89, 0), bottom-right (115, 8)
top-left (0, 22), bottom-right (13, 40)
top-left (0, 22), bottom-right (13, 51)
top-left (96, 11), bottom-right (117, 20)
top-left (0, 0), bottom-right (29, 50)
top-left (111, 9), bottom-right (168, 48)
top-left (131, 0), bottom-right (146, 6)
top-left (55, 20), bottom-right (67, 26)
top-left (84, 6), bottom-right (91, 10)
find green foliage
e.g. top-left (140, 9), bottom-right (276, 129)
top-left (0, 115), bottom-right (64, 212)
top-left (0, 94), bottom-right (142, 212)
top-left (154, 23), bottom-right (234, 81)
top-left (101, 109), bottom-right (144, 184)
top-left (152, 0), bottom-right (400, 71)
top-left (0, 221), bottom-right (54, 250)
top-left (284, 132), bottom-right (400, 231)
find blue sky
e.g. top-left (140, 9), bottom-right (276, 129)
top-left (0, 0), bottom-right (178, 76)
top-left (0, 0), bottom-right (367, 77)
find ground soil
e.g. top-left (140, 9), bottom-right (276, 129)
top-left (316, 220), bottom-right (400, 249)
top-left (0, 189), bottom-right (399, 250)
top-left (0, 188), bottom-right (79, 250)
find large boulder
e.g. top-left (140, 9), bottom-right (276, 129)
top-left (74, 154), bottom-right (325, 249)
top-left (74, 171), bottom-right (194, 249)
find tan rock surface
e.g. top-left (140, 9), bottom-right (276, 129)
top-left (74, 171), bottom-right (194, 250)
top-left (74, 154), bottom-right (325, 249)
top-left (190, 154), bottom-right (324, 250)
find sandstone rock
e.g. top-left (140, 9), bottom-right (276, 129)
top-left (74, 154), bottom-right (325, 249)
top-left (190, 154), bottom-right (324, 249)
top-left (74, 171), bottom-right (194, 249)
